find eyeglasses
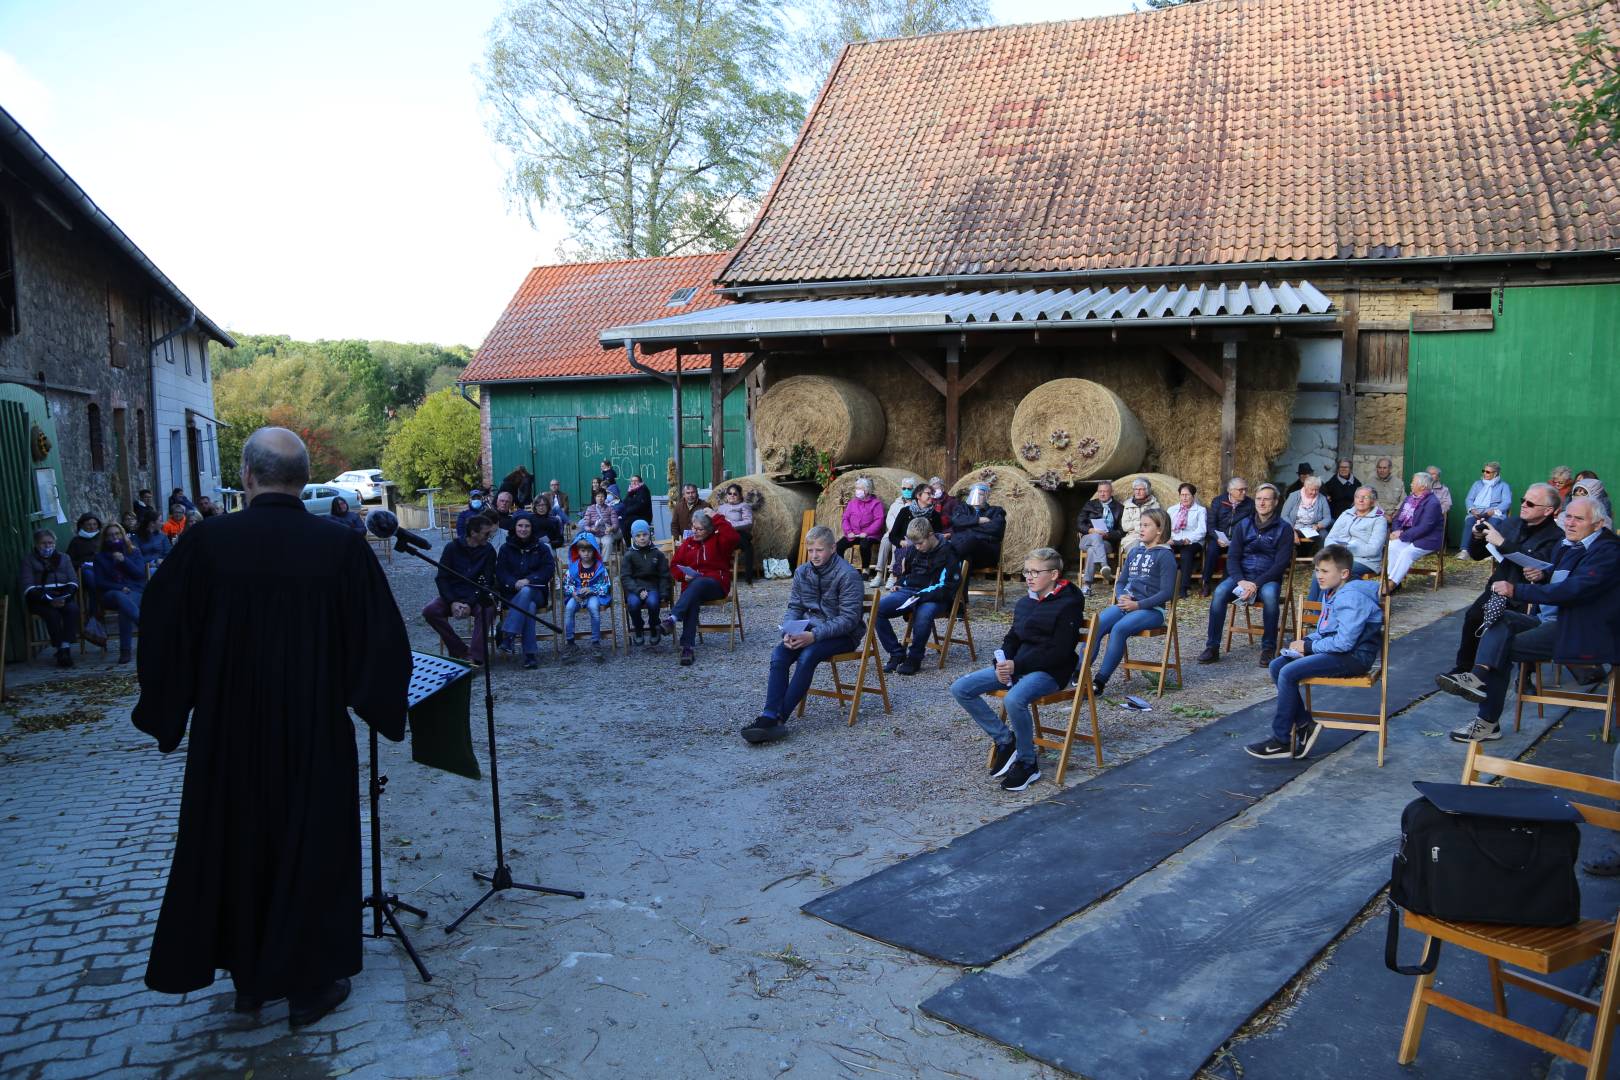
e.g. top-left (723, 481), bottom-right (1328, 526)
top-left (1021, 567), bottom-right (1059, 578)
top-left (1522, 498), bottom-right (1551, 509)
top-left (1483, 470), bottom-right (1498, 476)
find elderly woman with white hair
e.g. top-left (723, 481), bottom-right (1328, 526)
top-left (1280, 474), bottom-right (1332, 553)
top-left (837, 477), bottom-right (886, 576)
top-left (1383, 471), bottom-right (1446, 594)
top-left (1118, 477), bottom-right (1161, 558)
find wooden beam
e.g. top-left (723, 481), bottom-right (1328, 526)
top-left (1337, 288), bottom-right (1359, 462)
top-left (1412, 310), bottom-right (1495, 333)
top-left (672, 351), bottom-right (684, 494)
top-left (709, 352), bottom-right (725, 490)
top-left (958, 345), bottom-right (1015, 396)
top-left (1220, 342), bottom-right (1238, 483)
top-left (1165, 344), bottom-right (1224, 396)
top-left (944, 343), bottom-right (962, 485)
top-left (720, 351), bottom-right (766, 397)
top-left (899, 349), bottom-right (948, 396)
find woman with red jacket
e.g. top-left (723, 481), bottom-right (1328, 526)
top-left (663, 510), bottom-right (740, 666)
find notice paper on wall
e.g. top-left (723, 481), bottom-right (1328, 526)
top-left (34, 468), bottom-right (65, 524)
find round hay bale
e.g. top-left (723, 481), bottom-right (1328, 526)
top-left (951, 465), bottom-right (1063, 574)
top-left (1112, 471), bottom-right (1184, 509)
top-left (1009, 378), bottom-right (1147, 485)
top-left (715, 474), bottom-right (816, 561)
top-left (755, 376), bottom-right (887, 474)
top-left (815, 468), bottom-right (921, 536)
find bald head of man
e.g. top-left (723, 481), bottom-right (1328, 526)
top-left (241, 427), bottom-right (311, 500)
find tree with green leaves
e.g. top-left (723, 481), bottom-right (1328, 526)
top-left (795, 0), bottom-right (991, 82)
top-left (381, 387), bottom-right (483, 495)
top-left (479, 0), bottom-right (805, 258)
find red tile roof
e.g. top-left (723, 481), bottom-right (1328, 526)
top-left (720, 0), bottom-right (1620, 285)
top-left (463, 253), bottom-right (741, 381)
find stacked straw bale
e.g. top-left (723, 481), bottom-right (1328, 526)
top-left (815, 468), bottom-right (921, 536)
top-left (1008, 378), bottom-right (1146, 485)
top-left (950, 465), bottom-right (1063, 574)
top-left (765, 354), bottom-right (944, 475)
top-left (719, 474), bottom-right (816, 560)
top-left (754, 376), bottom-right (886, 474)
top-left (1111, 471), bottom-right (1184, 510)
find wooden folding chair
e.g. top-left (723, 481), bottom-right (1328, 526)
top-left (26, 611), bottom-right (53, 659)
top-left (1121, 595), bottom-right (1182, 696)
top-left (902, 561), bottom-right (976, 669)
top-left (1292, 588), bottom-right (1394, 765)
top-left (984, 612), bottom-right (1104, 783)
top-left (964, 565), bottom-right (1007, 611)
top-left (682, 551), bottom-right (745, 649)
top-left (1403, 543), bottom-right (1446, 591)
top-left (1397, 743), bottom-right (1620, 1078)
top-left (1514, 661), bottom-right (1616, 743)
top-left (1224, 560), bottom-right (1296, 653)
top-left (795, 508), bottom-right (817, 566)
top-left (559, 558), bottom-right (621, 654)
top-left (799, 588), bottom-right (890, 725)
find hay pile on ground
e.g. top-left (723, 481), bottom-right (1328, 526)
top-left (815, 468), bottom-right (921, 536)
top-left (720, 474), bottom-right (817, 560)
top-left (754, 375), bottom-right (886, 474)
top-left (1008, 378), bottom-right (1147, 485)
top-left (1112, 471), bottom-right (1184, 510)
top-left (1155, 340), bottom-right (1298, 498)
top-left (951, 465), bottom-right (1063, 574)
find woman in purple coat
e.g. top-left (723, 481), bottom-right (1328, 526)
top-left (1384, 471), bottom-right (1445, 594)
top-left (836, 477), bottom-right (887, 576)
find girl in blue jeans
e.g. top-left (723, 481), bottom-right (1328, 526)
top-left (1090, 509), bottom-right (1177, 697)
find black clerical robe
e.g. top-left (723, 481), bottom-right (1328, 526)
top-left (133, 491), bottom-right (411, 997)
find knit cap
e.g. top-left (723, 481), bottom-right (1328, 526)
top-left (631, 519), bottom-right (651, 536)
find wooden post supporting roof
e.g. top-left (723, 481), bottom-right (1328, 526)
top-left (1337, 287), bottom-right (1360, 463)
top-left (944, 341), bottom-right (962, 485)
top-left (672, 351), bottom-right (683, 494)
top-left (1220, 342), bottom-right (1238, 483)
top-left (709, 351), bottom-right (725, 489)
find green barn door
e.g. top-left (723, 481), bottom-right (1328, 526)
top-left (0, 385), bottom-right (68, 663)
top-left (529, 416), bottom-right (580, 510)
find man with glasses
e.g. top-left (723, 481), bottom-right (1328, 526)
top-left (950, 547), bottom-right (1086, 792)
top-left (1200, 477), bottom-right (1255, 598)
top-left (1437, 481), bottom-right (1564, 688)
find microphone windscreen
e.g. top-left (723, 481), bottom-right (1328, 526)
top-left (366, 510), bottom-right (400, 539)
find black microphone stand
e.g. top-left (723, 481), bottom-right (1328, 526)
top-left (383, 530), bottom-right (584, 935)
top-left (366, 724), bottom-right (432, 981)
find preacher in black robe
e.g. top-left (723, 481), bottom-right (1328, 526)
top-left (133, 432), bottom-right (411, 1003)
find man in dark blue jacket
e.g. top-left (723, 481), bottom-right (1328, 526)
top-left (1200, 477), bottom-right (1256, 597)
top-left (1444, 496), bottom-right (1620, 745)
top-left (1198, 484), bottom-right (1293, 665)
top-left (424, 514), bottom-right (498, 664)
top-left (951, 546), bottom-right (1085, 792)
top-left (948, 482), bottom-right (1007, 571)
top-left (455, 490), bottom-right (490, 539)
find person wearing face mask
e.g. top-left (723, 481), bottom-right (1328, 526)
top-left (837, 477), bottom-right (886, 577)
top-left (929, 477), bottom-right (959, 523)
top-left (68, 513), bottom-right (107, 636)
top-left (947, 482), bottom-right (1007, 571)
top-left (621, 519), bottom-right (672, 647)
top-left (456, 489), bottom-right (490, 539)
top-left (17, 528), bottom-right (81, 666)
top-left (1197, 483), bottom-right (1294, 665)
top-left (887, 485), bottom-right (943, 566)
top-left (874, 477), bottom-right (920, 587)
top-left (495, 511), bottom-right (556, 669)
top-left (93, 522), bottom-right (147, 663)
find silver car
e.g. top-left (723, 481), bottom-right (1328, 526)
top-left (301, 483), bottom-right (364, 516)
top-left (329, 469), bottom-right (386, 502)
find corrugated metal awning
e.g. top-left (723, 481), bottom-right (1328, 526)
top-left (599, 281), bottom-right (1335, 345)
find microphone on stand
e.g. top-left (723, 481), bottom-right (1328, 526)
top-left (367, 509), bottom-right (435, 552)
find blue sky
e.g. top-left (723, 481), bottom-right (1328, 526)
top-left (0, 0), bottom-right (1134, 348)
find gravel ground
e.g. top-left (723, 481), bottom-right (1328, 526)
top-left (0, 543), bottom-right (1489, 1078)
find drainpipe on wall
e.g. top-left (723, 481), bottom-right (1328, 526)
top-left (620, 339), bottom-right (685, 495)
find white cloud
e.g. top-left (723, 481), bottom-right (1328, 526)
top-left (0, 50), bottom-right (54, 132)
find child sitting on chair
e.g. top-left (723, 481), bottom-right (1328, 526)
top-left (564, 532), bottom-right (613, 664)
top-left (1245, 543), bottom-right (1383, 762)
top-left (621, 520), bottom-right (672, 647)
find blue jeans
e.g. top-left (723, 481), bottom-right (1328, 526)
top-left (952, 666), bottom-right (1061, 765)
top-left (1268, 651), bottom-right (1370, 742)
top-left (564, 594), bottom-right (609, 643)
top-left (1307, 563), bottom-right (1379, 602)
top-left (1479, 616), bottom-right (1557, 724)
top-left (104, 588), bottom-right (141, 654)
top-left (625, 587), bottom-right (662, 631)
top-left (501, 586), bottom-right (549, 657)
top-left (873, 590), bottom-right (943, 663)
top-left (1205, 576), bottom-right (1282, 652)
top-left (762, 633), bottom-right (858, 720)
top-left (1093, 604), bottom-right (1165, 682)
top-left (673, 576), bottom-right (725, 646)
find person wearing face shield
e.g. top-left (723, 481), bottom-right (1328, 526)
top-left (947, 483), bottom-right (1007, 571)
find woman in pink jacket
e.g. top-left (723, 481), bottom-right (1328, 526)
top-left (837, 477), bottom-right (886, 577)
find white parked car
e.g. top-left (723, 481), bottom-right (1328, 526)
top-left (301, 483), bottom-right (364, 516)
top-left (330, 469), bottom-right (387, 502)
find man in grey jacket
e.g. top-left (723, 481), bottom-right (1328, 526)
top-left (742, 526), bottom-right (867, 744)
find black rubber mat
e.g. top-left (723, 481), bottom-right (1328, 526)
top-left (801, 612), bottom-right (1464, 966)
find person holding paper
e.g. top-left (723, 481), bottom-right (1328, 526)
top-left (1437, 481), bottom-right (1563, 686)
top-left (1383, 472), bottom-right (1446, 594)
top-left (1314, 486), bottom-right (1388, 600)
top-left (872, 518), bottom-right (960, 675)
top-left (741, 527), bottom-right (866, 744)
top-left (1090, 510), bottom-right (1177, 697)
top-left (1078, 481), bottom-right (1125, 594)
top-left (1442, 496), bottom-right (1620, 745)
top-left (1245, 545), bottom-right (1384, 760)
top-left (1168, 483), bottom-right (1208, 599)
top-left (1463, 460), bottom-right (1513, 525)
top-left (1198, 483), bottom-right (1294, 665)
top-left (666, 509), bottom-right (741, 666)
top-left (1281, 475), bottom-right (1332, 558)
top-left (950, 547), bottom-right (1084, 792)
top-left (1200, 477), bottom-right (1255, 597)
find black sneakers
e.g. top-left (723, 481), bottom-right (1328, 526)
top-left (999, 758), bottom-right (1041, 791)
top-left (679, 646), bottom-right (695, 666)
top-left (1197, 647), bottom-right (1220, 664)
top-left (897, 658), bottom-right (921, 675)
top-left (1245, 738), bottom-right (1293, 760)
top-left (741, 716), bottom-right (789, 744)
top-left (1294, 720), bottom-right (1323, 760)
top-left (884, 654), bottom-right (904, 673)
top-left (989, 740), bottom-right (1017, 778)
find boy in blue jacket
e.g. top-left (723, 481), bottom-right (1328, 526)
top-left (564, 531), bottom-right (613, 663)
top-left (1246, 544), bottom-right (1383, 760)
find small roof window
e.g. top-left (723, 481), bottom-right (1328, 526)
top-left (666, 286), bottom-right (698, 307)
